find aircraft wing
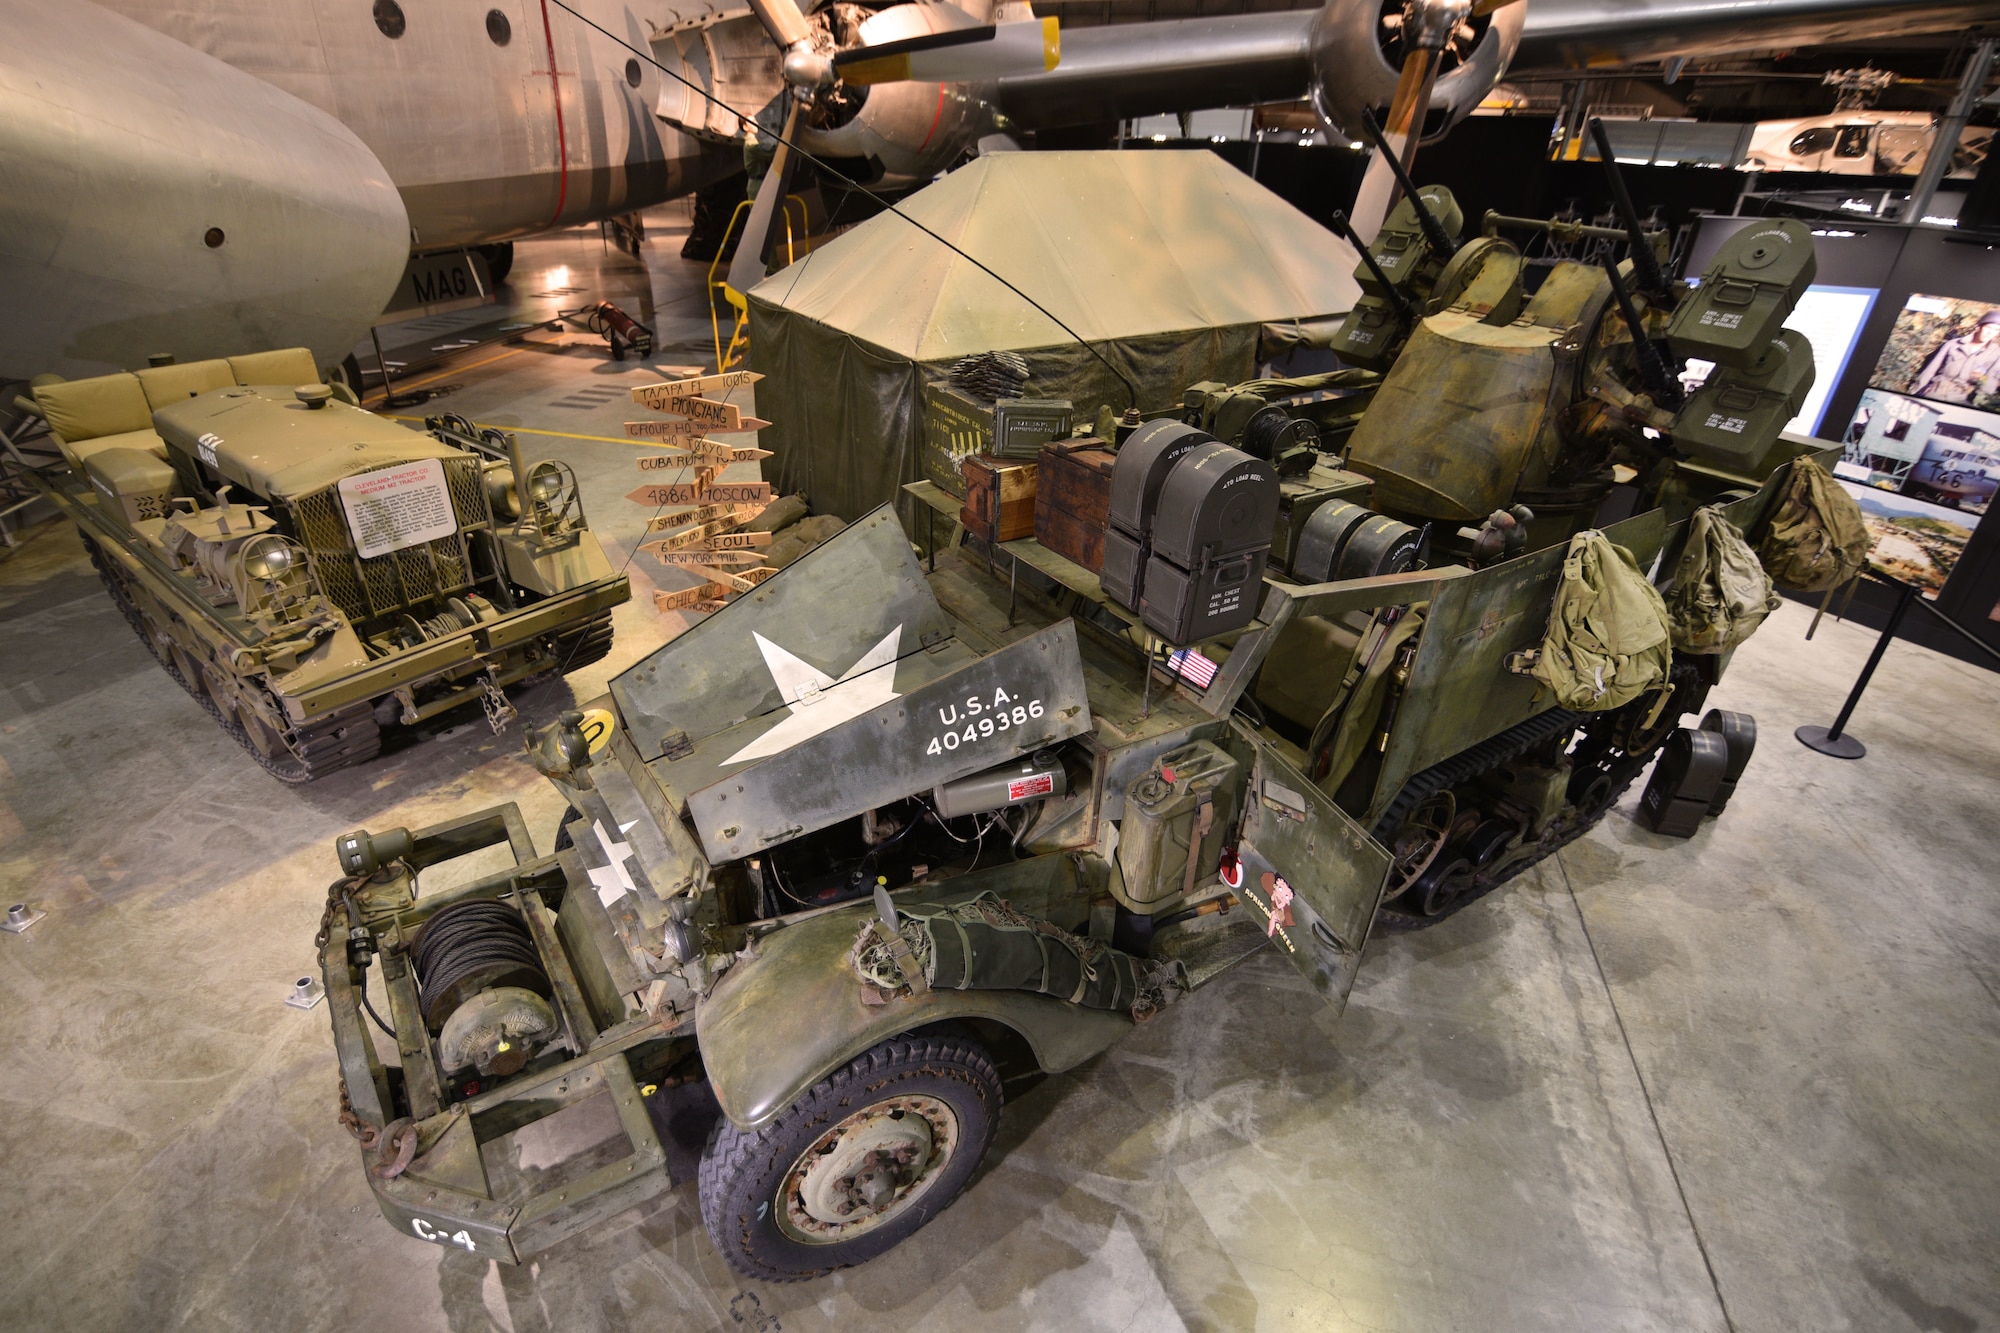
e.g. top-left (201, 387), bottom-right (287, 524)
top-left (997, 0), bottom-right (2000, 131)
top-left (1515, 0), bottom-right (2000, 70)
top-left (997, 11), bottom-right (1313, 130)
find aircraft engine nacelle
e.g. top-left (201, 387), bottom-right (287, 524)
top-left (1307, 0), bottom-right (1525, 143)
top-left (798, 3), bottom-right (993, 188)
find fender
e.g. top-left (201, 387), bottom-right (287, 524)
top-left (697, 854), bottom-right (1133, 1131)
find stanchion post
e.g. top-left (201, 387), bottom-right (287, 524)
top-left (1796, 577), bottom-right (1918, 760)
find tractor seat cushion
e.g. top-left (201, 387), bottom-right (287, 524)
top-left (228, 347), bottom-right (319, 387)
top-left (136, 359), bottom-right (236, 411)
top-left (33, 373), bottom-right (152, 447)
top-left (60, 427), bottom-right (170, 469)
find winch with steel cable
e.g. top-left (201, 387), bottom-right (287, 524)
top-left (407, 899), bottom-right (560, 1079)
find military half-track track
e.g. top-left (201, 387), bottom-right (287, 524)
top-left (1366, 662), bottom-right (1708, 928)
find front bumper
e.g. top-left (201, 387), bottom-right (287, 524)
top-left (321, 803), bottom-right (686, 1263)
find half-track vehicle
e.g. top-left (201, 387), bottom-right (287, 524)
top-left (314, 187), bottom-right (1835, 1277)
top-left (24, 348), bottom-right (630, 781)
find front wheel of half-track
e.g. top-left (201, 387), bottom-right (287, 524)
top-left (697, 1035), bottom-right (1001, 1281)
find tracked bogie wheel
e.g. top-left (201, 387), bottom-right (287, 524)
top-left (84, 537), bottom-right (380, 783)
top-left (541, 610), bottom-right (615, 677)
top-left (1368, 699), bottom-right (1685, 931)
top-left (697, 1034), bottom-right (1002, 1281)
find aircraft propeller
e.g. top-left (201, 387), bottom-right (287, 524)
top-left (722, 0), bottom-right (1062, 296)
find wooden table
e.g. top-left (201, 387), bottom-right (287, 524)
top-left (901, 479), bottom-right (964, 570)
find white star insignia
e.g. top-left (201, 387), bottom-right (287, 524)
top-left (587, 818), bottom-right (640, 907)
top-left (724, 627), bottom-right (903, 764)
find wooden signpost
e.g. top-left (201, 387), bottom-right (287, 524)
top-left (626, 371), bottom-right (779, 616)
top-left (643, 501), bottom-right (759, 533)
top-left (631, 371), bottom-right (762, 412)
top-left (624, 414), bottom-right (773, 439)
top-left (636, 444), bottom-right (773, 472)
top-left (648, 548), bottom-right (767, 568)
top-left (636, 442), bottom-right (772, 467)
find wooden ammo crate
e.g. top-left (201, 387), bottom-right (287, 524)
top-left (960, 455), bottom-right (1037, 544)
top-left (1033, 437), bottom-right (1116, 572)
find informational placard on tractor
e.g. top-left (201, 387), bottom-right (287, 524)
top-left (336, 458), bottom-right (456, 560)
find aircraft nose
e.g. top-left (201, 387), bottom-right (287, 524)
top-left (0, 0), bottom-right (409, 380)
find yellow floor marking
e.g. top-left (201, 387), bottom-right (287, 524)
top-left (382, 416), bottom-right (655, 447)
top-left (368, 346), bottom-right (525, 403)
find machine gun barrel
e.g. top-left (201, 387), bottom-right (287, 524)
top-left (1330, 210), bottom-right (1420, 325)
top-left (1587, 119), bottom-right (1673, 306)
top-left (1359, 108), bottom-right (1456, 257)
top-left (1599, 255), bottom-right (1680, 408)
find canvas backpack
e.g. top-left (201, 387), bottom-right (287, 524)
top-left (1532, 529), bottom-right (1674, 713)
top-left (1758, 456), bottom-right (1869, 593)
top-left (1667, 506), bottom-right (1781, 654)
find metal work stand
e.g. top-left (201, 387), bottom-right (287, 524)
top-left (0, 407), bottom-right (58, 547)
top-left (1797, 576), bottom-right (2000, 759)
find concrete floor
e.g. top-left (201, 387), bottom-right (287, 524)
top-left (2, 210), bottom-right (1998, 1333)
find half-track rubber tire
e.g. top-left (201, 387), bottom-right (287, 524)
top-left (84, 536), bottom-right (381, 783)
top-left (697, 1034), bottom-right (1001, 1282)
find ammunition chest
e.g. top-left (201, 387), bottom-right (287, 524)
top-left (960, 455), bottom-right (1038, 544)
top-left (993, 399), bottom-right (1074, 460)
top-left (921, 384), bottom-right (994, 498)
top-left (1033, 437), bottom-right (1117, 571)
top-left (1272, 468), bottom-right (1374, 574)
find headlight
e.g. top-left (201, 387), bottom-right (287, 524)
top-left (529, 463), bottom-right (564, 504)
top-left (241, 534), bottom-right (295, 581)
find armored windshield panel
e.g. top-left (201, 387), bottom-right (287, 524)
top-left (1235, 739), bottom-right (1391, 1015)
top-left (612, 506), bottom-right (959, 762)
top-left (684, 620), bottom-right (1092, 861)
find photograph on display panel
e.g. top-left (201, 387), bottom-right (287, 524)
top-left (1839, 388), bottom-right (2000, 515)
top-left (1871, 293), bottom-right (2000, 410)
top-left (1833, 475), bottom-right (1977, 599)
top-left (1781, 285), bottom-right (1878, 435)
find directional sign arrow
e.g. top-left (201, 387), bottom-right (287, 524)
top-left (631, 371), bottom-right (762, 411)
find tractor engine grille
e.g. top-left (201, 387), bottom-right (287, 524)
top-left (289, 457), bottom-right (495, 624)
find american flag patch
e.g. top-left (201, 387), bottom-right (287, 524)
top-left (1167, 647), bottom-right (1218, 688)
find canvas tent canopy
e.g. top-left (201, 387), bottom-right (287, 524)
top-left (746, 149), bottom-right (1361, 521)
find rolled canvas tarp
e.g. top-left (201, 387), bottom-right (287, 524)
top-left (746, 149), bottom-right (1360, 521)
